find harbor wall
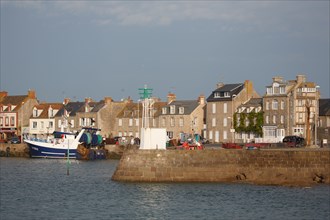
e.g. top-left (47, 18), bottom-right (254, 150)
top-left (0, 143), bottom-right (29, 157)
top-left (112, 149), bottom-right (330, 186)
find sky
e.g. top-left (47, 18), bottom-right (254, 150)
top-left (0, 1), bottom-right (329, 103)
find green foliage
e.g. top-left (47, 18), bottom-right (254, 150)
top-left (234, 111), bottom-right (263, 137)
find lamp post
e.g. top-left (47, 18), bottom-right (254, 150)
top-left (21, 102), bottom-right (24, 143)
top-left (315, 85), bottom-right (320, 146)
top-left (231, 94), bottom-right (237, 143)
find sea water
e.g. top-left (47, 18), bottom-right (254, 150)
top-left (0, 158), bottom-right (329, 220)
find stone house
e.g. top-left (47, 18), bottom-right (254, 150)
top-left (54, 97), bottom-right (128, 138)
top-left (159, 93), bottom-right (206, 140)
top-left (206, 80), bottom-right (260, 143)
top-left (235, 98), bottom-right (263, 143)
top-left (262, 75), bottom-right (319, 144)
top-left (29, 103), bottom-right (63, 139)
top-left (115, 97), bottom-right (166, 138)
top-left (0, 90), bottom-right (39, 141)
top-left (318, 99), bottom-right (330, 147)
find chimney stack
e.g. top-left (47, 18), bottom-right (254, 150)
top-left (167, 93), bottom-right (176, 104)
top-left (104, 97), bottom-right (113, 104)
top-left (198, 94), bottom-right (205, 105)
top-left (63, 98), bottom-right (70, 105)
top-left (28, 90), bottom-right (36, 99)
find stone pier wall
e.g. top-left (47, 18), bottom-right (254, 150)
top-left (112, 149), bottom-right (330, 186)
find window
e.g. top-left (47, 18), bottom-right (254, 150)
top-left (135, 119), bottom-right (139, 126)
top-left (10, 117), bottom-right (15, 126)
top-left (49, 121), bottom-right (53, 129)
top-left (281, 101), bottom-right (285, 110)
top-left (280, 87), bottom-right (285, 94)
top-left (5, 117), bottom-right (9, 126)
top-left (209, 131), bottom-right (213, 140)
top-left (266, 115), bottom-right (269, 124)
top-left (272, 100), bottom-right (278, 110)
top-left (49, 108), bottom-right (54, 117)
top-left (266, 101), bottom-right (270, 110)
top-left (118, 132), bottom-right (122, 137)
top-left (41, 122), bottom-right (44, 129)
top-left (129, 118), bottom-right (133, 126)
top-left (179, 118), bottom-right (184, 127)
top-left (170, 117), bottom-right (175, 127)
top-left (280, 115), bottom-right (284, 124)
top-left (0, 117), bottom-right (3, 126)
top-left (179, 107), bottom-right (184, 114)
top-left (170, 105), bottom-right (175, 114)
top-left (33, 121), bottom-right (37, 129)
top-left (58, 119), bottom-right (62, 128)
top-left (118, 119), bottom-right (122, 126)
top-left (224, 103), bottom-right (227, 113)
top-left (267, 87), bottom-right (273, 95)
top-left (162, 108), bottom-right (167, 114)
top-left (273, 115), bottom-right (276, 124)
top-left (212, 103), bottom-right (216, 114)
top-left (212, 118), bottom-right (216, 127)
top-left (162, 117), bottom-right (166, 127)
top-left (223, 130), bottom-right (227, 140)
top-left (70, 120), bottom-right (74, 128)
top-left (224, 92), bottom-right (230, 97)
top-left (214, 92), bottom-right (220, 98)
top-left (33, 108), bottom-right (38, 117)
top-left (223, 118), bottom-right (227, 127)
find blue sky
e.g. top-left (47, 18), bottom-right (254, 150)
top-left (1, 1), bottom-right (329, 102)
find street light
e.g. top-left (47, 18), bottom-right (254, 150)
top-left (21, 102), bottom-right (24, 142)
top-left (231, 94), bottom-right (237, 143)
top-left (315, 85), bottom-right (320, 146)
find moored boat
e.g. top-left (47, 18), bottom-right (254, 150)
top-left (24, 129), bottom-right (85, 159)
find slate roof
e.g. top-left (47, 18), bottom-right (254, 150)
top-left (206, 83), bottom-right (244, 102)
top-left (162, 100), bottom-right (200, 115)
top-left (241, 98), bottom-right (263, 107)
top-left (56, 102), bottom-right (85, 117)
top-left (319, 99), bottom-right (330, 116)
top-left (117, 102), bottom-right (167, 118)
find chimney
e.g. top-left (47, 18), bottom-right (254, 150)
top-left (104, 97), bottom-right (113, 104)
top-left (296, 74), bottom-right (306, 83)
top-left (167, 93), bottom-right (176, 104)
top-left (244, 80), bottom-right (253, 99)
top-left (216, 82), bottom-right (224, 89)
top-left (63, 98), bottom-right (70, 105)
top-left (272, 76), bottom-right (284, 83)
top-left (28, 90), bottom-right (36, 99)
top-left (0, 91), bottom-right (8, 98)
top-left (85, 97), bottom-right (92, 104)
top-left (198, 94), bottom-right (205, 105)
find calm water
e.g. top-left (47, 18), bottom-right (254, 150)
top-left (0, 158), bottom-right (329, 220)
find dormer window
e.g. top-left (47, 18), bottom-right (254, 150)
top-left (49, 107), bottom-right (54, 117)
top-left (170, 105), bottom-right (175, 114)
top-left (179, 107), bottom-right (184, 114)
top-left (224, 92), bottom-right (230, 97)
top-left (214, 92), bottom-right (220, 98)
top-left (33, 108), bottom-right (38, 117)
top-left (162, 107), bottom-right (167, 114)
top-left (85, 106), bottom-right (89, 113)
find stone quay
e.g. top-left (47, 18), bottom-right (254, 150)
top-left (112, 148), bottom-right (330, 187)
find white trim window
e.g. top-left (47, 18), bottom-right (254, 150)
top-left (224, 103), bottom-right (227, 113)
top-left (179, 107), bottom-right (184, 114)
top-left (212, 118), bottom-right (216, 127)
top-left (118, 118), bottom-right (123, 127)
top-left (170, 105), bottom-right (175, 114)
top-left (212, 103), bottom-right (216, 114)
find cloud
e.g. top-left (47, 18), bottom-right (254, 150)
top-left (2, 1), bottom-right (329, 35)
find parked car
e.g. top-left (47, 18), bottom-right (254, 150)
top-left (9, 136), bottom-right (21, 144)
top-left (282, 136), bottom-right (305, 147)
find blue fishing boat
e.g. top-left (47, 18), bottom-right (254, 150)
top-left (24, 129), bottom-right (85, 159)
